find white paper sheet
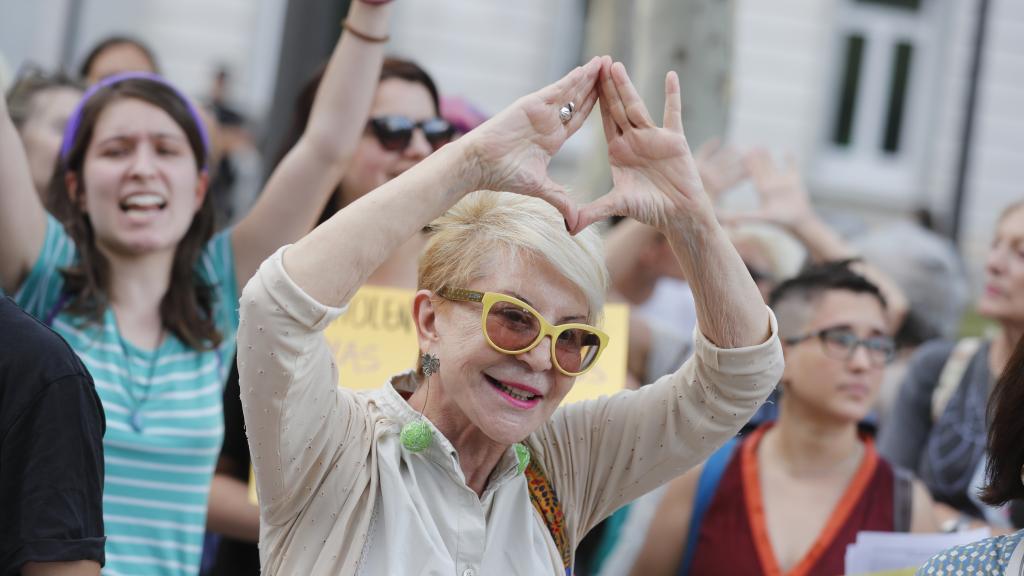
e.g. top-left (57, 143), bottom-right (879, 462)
top-left (844, 528), bottom-right (991, 575)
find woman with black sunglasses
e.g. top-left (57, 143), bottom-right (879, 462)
top-left (238, 57), bottom-right (783, 575)
top-left (328, 56), bottom-right (453, 289)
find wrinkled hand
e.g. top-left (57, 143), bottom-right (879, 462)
top-left (573, 61), bottom-right (712, 236)
top-left (695, 138), bottom-right (747, 203)
top-left (731, 148), bottom-right (814, 230)
top-left (463, 56), bottom-right (604, 228)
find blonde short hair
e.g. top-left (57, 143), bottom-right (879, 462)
top-left (419, 191), bottom-right (608, 322)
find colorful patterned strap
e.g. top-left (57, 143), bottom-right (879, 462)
top-left (525, 459), bottom-right (572, 574)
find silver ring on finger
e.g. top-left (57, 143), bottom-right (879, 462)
top-left (559, 101), bottom-right (575, 124)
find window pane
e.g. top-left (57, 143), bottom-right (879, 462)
top-left (833, 35), bottom-right (866, 147)
top-left (882, 42), bottom-right (914, 154)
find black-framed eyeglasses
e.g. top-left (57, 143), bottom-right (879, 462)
top-left (368, 115), bottom-right (454, 153)
top-left (785, 326), bottom-right (895, 367)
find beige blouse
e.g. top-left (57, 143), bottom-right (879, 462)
top-left (237, 247), bottom-right (784, 575)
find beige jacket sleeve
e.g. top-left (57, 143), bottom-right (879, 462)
top-left (237, 246), bottom-right (368, 527)
top-left (530, 310), bottom-right (782, 543)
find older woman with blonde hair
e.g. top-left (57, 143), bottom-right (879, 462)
top-left (881, 199), bottom-right (1024, 531)
top-left (238, 57), bottom-right (783, 574)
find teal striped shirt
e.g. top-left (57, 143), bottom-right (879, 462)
top-left (15, 215), bottom-right (238, 576)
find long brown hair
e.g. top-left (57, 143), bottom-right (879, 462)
top-left (48, 78), bottom-right (221, 350)
top-left (980, 334), bottom-right (1024, 506)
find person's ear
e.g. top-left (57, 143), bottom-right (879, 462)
top-left (194, 170), bottom-right (210, 210)
top-left (65, 171), bottom-right (85, 211)
top-left (413, 290), bottom-right (441, 351)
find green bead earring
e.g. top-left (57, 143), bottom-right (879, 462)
top-left (401, 352), bottom-right (439, 453)
top-left (400, 420), bottom-right (433, 452)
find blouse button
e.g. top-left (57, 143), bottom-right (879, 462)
top-left (462, 569), bottom-right (475, 576)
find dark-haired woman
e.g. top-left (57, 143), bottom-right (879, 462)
top-left (0, 2), bottom-right (395, 573)
top-left (79, 35), bottom-right (160, 86)
top-left (917, 334), bottom-right (1024, 574)
top-left (280, 55), bottom-right (453, 287)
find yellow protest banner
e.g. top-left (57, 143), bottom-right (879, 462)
top-left (321, 285), bottom-right (630, 404)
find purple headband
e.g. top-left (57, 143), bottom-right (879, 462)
top-left (59, 71), bottom-right (210, 169)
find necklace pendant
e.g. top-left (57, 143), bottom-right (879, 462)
top-left (130, 411), bottom-right (144, 433)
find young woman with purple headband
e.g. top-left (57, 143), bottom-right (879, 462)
top-left (0, 1), bottom-right (396, 573)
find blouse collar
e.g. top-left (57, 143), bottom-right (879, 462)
top-left (379, 371), bottom-right (524, 495)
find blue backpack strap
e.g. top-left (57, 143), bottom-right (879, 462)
top-left (677, 436), bottom-right (739, 576)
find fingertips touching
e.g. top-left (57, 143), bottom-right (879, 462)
top-left (573, 195), bottom-right (621, 235)
top-left (536, 183), bottom-right (579, 233)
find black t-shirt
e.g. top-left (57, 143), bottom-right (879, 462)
top-left (0, 296), bottom-right (106, 575)
top-left (208, 358), bottom-right (260, 575)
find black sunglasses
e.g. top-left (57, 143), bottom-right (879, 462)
top-left (368, 115), bottom-right (455, 152)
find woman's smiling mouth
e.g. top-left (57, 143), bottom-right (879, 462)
top-left (484, 374), bottom-right (543, 408)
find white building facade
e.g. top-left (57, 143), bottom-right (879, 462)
top-left (1, 0), bottom-right (1020, 289)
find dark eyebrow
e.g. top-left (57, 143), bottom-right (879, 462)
top-left (822, 324), bottom-right (889, 337)
top-left (559, 315), bottom-right (589, 324)
top-left (501, 290), bottom-right (588, 324)
top-left (96, 132), bottom-right (186, 146)
top-left (505, 291), bottom-right (534, 308)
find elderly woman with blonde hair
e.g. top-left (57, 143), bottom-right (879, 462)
top-left (238, 56), bottom-right (783, 575)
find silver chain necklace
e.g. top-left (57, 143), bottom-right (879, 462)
top-left (114, 317), bottom-right (164, 433)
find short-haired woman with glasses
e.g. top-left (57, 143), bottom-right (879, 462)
top-left (238, 57), bottom-right (783, 574)
top-left (632, 261), bottom-right (937, 576)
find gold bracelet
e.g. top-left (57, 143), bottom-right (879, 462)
top-left (341, 19), bottom-right (390, 43)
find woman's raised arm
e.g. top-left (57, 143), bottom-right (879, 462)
top-left (230, 1), bottom-right (393, 287)
top-left (0, 91), bottom-right (48, 294)
top-left (281, 56), bottom-right (604, 307)
top-left (575, 61), bottom-right (769, 348)
top-left (736, 148), bottom-right (909, 331)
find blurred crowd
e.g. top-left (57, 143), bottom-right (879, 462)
top-left (1, 2), bottom-right (1022, 576)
